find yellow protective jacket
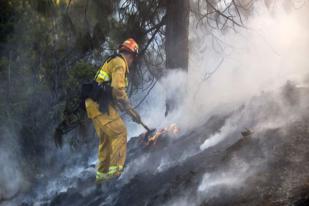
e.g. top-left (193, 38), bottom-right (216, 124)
top-left (84, 54), bottom-right (130, 176)
top-left (85, 54), bottom-right (130, 122)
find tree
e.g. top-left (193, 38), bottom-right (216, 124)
top-left (165, 0), bottom-right (190, 71)
top-left (0, 0), bottom-right (256, 196)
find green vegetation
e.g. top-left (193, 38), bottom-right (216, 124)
top-left (0, 0), bottom-right (167, 179)
top-left (0, 0), bottom-right (246, 187)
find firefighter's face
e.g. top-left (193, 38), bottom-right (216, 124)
top-left (126, 54), bottom-right (135, 66)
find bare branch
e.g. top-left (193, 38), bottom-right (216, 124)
top-left (205, 0), bottom-right (243, 28)
top-left (133, 79), bottom-right (158, 109)
top-left (232, 0), bottom-right (244, 25)
top-left (194, 0), bottom-right (254, 30)
top-left (193, 57), bottom-right (225, 99)
top-left (139, 15), bottom-right (166, 56)
top-left (66, 0), bottom-right (73, 13)
top-left (143, 15), bottom-right (166, 35)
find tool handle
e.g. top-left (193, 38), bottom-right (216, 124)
top-left (140, 121), bottom-right (151, 132)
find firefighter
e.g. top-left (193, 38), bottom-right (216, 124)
top-left (85, 38), bottom-right (142, 183)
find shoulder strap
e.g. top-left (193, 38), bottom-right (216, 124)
top-left (106, 52), bottom-right (128, 74)
top-left (95, 52), bottom-right (127, 82)
top-left (106, 51), bottom-right (125, 64)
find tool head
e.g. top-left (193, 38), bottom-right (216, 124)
top-left (143, 128), bottom-right (157, 142)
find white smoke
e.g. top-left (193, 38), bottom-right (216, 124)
top-left (136, 0), bottom-right (308, 136)
top-left (136, 1), bottom-right (309, 205)
top-left (129, 1), bottom-right (309, 179)
top-left (197, 158), bottom-right (254, 195)
top-left (138, 1), bottom-right (309, 137)
top-left (120, 154), bottom-right (151, 183)
top-left (184, 1), bottom-right (309, 127)
top-left (164, 156), bottom-right (265, 206)
top-left (200, 125), bottom-right (231, 150)
top-left (0, 128), bottom-right (27, 205)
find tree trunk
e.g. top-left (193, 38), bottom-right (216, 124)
top-left (165, 0), bottom-right (189, 70)
top-left (165, 0), bottom-right (190, 116)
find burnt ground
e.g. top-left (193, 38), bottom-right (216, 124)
top-left (12, 84), bottom-right (309, 206)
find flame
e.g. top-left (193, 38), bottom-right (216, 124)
top-left (143, 123), bottom-right (180, 146)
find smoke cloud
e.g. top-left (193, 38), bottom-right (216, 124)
top-left (183, 0), bottom-right (309, 127)
top-left (139, 1), bottom-right (309, 205)
top-left (0, 127), bottom-right (26, 204)
top-left (2, 1), bottom-right (309, 205)
top-left (140, 1), bottom-right (309, 133)
top-left (139, 0), bottom-right (309, 151)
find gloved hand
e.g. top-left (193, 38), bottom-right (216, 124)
top-left (127, 108), bottom-right (141, 124)
top-left (53, 128), bottom-right (63, 148)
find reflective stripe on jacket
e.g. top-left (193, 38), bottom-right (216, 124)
top-left (95, 55), bottom-right (128, 86)
top-left (95, 55), bottom-right (129, 102)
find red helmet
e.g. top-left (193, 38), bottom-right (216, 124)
top-left (119, 38), bottom-right (139, 55)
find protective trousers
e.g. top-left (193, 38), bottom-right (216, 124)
top-left (85, 98), bottom-right (127, 179)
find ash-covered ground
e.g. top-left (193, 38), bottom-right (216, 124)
top-left (6, 82), bottom-right (308, 206)
top-left (2, 2), bottom-right (309, 206)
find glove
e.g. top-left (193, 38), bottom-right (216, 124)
top-left (53, 128), bottom-right (63, 148)
top-left (127, 108), bottom-right (141, 124)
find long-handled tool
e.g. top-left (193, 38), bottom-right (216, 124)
top-left (139, 121), bottom-right (157, 142)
